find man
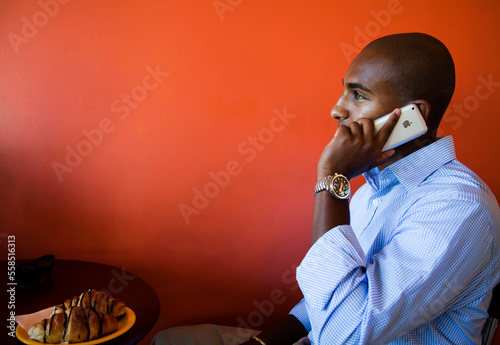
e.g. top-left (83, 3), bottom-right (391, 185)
top-left (153, 33), bottom-right (500, 344)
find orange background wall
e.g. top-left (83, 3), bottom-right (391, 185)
top-left (1, 1), bottom-right (499, 344)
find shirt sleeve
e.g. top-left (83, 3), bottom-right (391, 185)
top-left (296, 198), bottom-right (494, 344)
top-left (289, 299), bottom-right (312, 332)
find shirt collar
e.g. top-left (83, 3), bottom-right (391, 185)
top-left (363, 136), bottom-right (457, 191)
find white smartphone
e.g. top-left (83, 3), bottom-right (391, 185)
top-left (374, 103), bottom-right (428, 151)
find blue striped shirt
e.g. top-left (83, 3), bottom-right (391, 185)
top-left (291, 136), bottom-right (500, 344)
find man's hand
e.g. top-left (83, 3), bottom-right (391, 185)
top-left (311, 108), bottom-right (401, 244)
top-left (317, 108), bottom-right (401, 180)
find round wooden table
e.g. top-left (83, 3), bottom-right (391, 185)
top-left (3, 259), bottom-right (160, 345)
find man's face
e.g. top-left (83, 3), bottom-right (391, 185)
top-left (331, 49), bottom-right (402, 127)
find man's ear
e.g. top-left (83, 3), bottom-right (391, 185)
top-left (410, 100), bottom-right (431, 122)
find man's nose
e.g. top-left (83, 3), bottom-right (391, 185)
top-left (330, 104), bottom-right (348, 120)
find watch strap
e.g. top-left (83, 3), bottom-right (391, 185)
top-left (314, 176), bottom-right (332, 196)
top-left (314, 174), bottom-right (350, 199)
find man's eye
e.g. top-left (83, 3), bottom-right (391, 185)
top-left (353, 91), bottom-right (365, 100)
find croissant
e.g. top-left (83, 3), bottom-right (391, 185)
top-left (61, 289), bottom-right (127, 318)
top-left (28, 305), bottom-right (118, 343)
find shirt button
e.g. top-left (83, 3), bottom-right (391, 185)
top-left (372, 199), bottom-right (379, 206)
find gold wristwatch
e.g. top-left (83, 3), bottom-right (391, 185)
top-left (314, 173), bottom-right (350, 199)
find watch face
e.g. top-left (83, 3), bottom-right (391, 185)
top-left (331, 175), bottom-right (350, 199)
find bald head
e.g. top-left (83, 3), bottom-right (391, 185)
top-left (357, 33), bottom-right (455, 128)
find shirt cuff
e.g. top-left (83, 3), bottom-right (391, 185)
top-left (289, 299), bottom-right (312, 332)
top-left (297, 225), bottom-right (366, 310)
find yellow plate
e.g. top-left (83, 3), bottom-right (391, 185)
top-left (16, 307), bottom-right (136, 345)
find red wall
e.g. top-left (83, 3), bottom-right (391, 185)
top-left (1, 1), bottom-right (499, 344)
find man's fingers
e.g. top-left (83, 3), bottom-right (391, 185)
top-left (348, 121), bottom-right (363, 138)
top-left (377, 108), bottom-right (401, 144)
top-left (370, 149), bottom-right (396, 169)
top-left (357, 117), bottom-right (375, 138)
top-left (334, 124), bottom-right (349, 138)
